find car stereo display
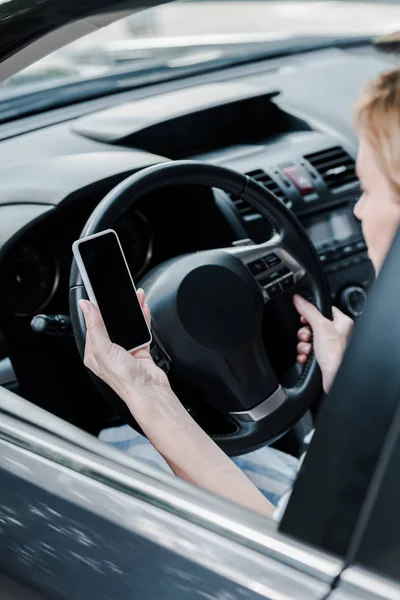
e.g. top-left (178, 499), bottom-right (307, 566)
top-left (305, 206), bottom-right (361, 248)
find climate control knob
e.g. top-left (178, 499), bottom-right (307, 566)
top-left (340, 286), bottom-right (367, 318)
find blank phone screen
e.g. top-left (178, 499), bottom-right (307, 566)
top-left (78, 232), bottom-right (151, 350)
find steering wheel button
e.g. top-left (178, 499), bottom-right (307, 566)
top-left (260, 270), bottom-right (279, 285)
top-left (248, 259), bottom-right (266, 275)
top-left (263, 253), bottom-right (281, 268)
top-left (259, 267), bottom-right (288, 287)
top-left (266, 283), bottom-right (282, 298)
top-left (280, 274), bottom-right (294, 290)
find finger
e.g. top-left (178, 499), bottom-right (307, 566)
top-left (300, 316), bottom-right (308, 325)
top-left (143, 303), bottom-right (151, 329)
top-left (297, 342), bottom-right (312, 355)
top-left (332, 305), bottom-right (353, 326)
top-left (79, 300), bottom-right (110, 355)
top-left (142, 304), bottom-right (152, 354)
top-left (332, 306), bottom-right (347, 321)
top-left (81, 325), bottom-right (100, 373)
top-left (297, 326), bottom-right (311, 342)
top-left (297, 354), bottom-right (307, 364)
top-left (130, 303), bottom-right (152, 358)
top-left (137, 288), bottom-right (145, 308)
top-left (293, 295), bottom-right (324, 328)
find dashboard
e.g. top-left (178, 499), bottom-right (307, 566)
top-left (0, 42), bottom-right (392, 428)
top-left (7, 205), bottom-right (154, 318)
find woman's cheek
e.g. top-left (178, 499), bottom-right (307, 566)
top-left (369, 212), bottom-right (400, 272)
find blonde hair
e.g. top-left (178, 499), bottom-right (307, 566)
top-left (355, 67), bottom-right (400, 194)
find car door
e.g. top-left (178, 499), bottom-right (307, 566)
top-left (0, 385), bottom-right (342, 600)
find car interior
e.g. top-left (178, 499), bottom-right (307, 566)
top-left (0, 0), bottom-right (399, 533)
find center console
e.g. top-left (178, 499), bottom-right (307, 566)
top-left (303, 204), bottom-right (371, 316)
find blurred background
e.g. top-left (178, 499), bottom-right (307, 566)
top-left (2, 0), bottom-right (399, 92)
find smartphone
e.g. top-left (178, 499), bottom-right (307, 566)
top-left (72, 229), bottom-right (152, 352)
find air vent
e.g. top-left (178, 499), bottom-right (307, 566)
top-left (230, 196), bottom-right (262, 220)
top-left (304, 147), bottom-right (358, 192)
top-left (246, 169), bottom-right (291, 207)
top-left (229, 169), bottom-right (291, 221)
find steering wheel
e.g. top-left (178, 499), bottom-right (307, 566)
top-left (70, 161), bottom-right (331, 455)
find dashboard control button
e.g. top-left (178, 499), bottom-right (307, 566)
top-left (355, 240), bottom-right (367, 251)
top-left (303, 192), bottom-right (319, 203)
top-left (319, 253), bottom-right (328, 264)
top-left (341, 285), bottom-right (367, 317)
top-left (331, 249), bottom-right (342, 261)
top-left (325, 249), bottom-right (338, 262)
top-left (263, 253), bottom-right (281, 268)
top-left (326, 264), bottom-right (339, 274)
top-left (359, 251), bottom-right (369, 264)
top-left (342, 244), bottom-right (354, 255)
top-left (282, 165), bottom-right (314, 196)
top-left (248, 259), bottom-right (266, 275)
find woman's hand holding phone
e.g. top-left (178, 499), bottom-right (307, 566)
top-left (79, 289), bottom-right (172, 411)
top-left (80, 289), bottom-right (274, 517)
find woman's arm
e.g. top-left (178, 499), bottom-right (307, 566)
top-left (119, 383), bottom-right (274, 516)
top-left (79, 297), bottom-right (274, 517)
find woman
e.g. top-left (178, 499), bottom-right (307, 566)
top-left (79, 66), bottom-right (400, 518)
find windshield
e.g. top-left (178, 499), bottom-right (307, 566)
top-left (1, 0), bottom-right (399, 102)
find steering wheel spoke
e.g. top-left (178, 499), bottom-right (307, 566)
top-left (225, 238), bottom-right (306, 302)
top-left (231, 385), bottom-right (288, 423)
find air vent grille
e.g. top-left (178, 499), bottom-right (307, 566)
top-left (304, 147), bottom-right (358, 192)
top-left (229, 169), bottom-right (291, 220)
top-left (230, 196), bottom-right (262, 220)
top-left (246, 169), bottom-right (291, 207)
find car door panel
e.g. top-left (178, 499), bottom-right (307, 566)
top-left (0, 409), bottom-right (336, 600)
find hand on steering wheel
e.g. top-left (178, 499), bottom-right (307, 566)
top-left (294, 294), bottom-right (354, 393)
top-left (79, 290), bottom-right (171, 410)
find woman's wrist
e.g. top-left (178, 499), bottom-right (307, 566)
top-left (114, 377), bottom-right (186, 426)
top-left (322, 349), bottom-right (345, 393)
top-left (107, 361), bottom-right (170, 403)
